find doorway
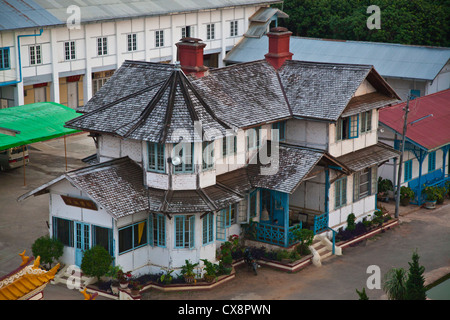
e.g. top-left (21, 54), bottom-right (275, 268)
top-left (75, 222), bottom-right (90, 267)
top-left (67, 82), bottom-right (78, 109)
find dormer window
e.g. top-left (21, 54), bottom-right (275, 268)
top-left (148, 142), bottom-right (165, 173)
top-left (272, 121), bottom-right (286, 141)
top-left (202, 141), bottom-right (214, 170)
top-left (336, 115), bottom-right (359, 141)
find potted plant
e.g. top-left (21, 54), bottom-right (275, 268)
top-left (106, 265), bottom-right (122, 294)
top-left (422, 185), bottom-right (439, 209)
top-left (129, 280), bottom-right (142, 296)
top-left (201, 259), bottom-right (218, 283)
top-left (117, 269), bottom-right (132, 289)
top-left (436, 186), bottom-right (446, 205)
top-left (159, 268), bottom-right (174, 285)
top-left (400, 186), bottom-right (414, 206)
top-left (181, 260), bottom-right (199, 284)
top-left (377, 178), bottom-right (393, 202)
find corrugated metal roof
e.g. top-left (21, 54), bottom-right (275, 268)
top-left (32, 0), bottom-right (282, 24)
top-left (225, 36), bottom-right (450, 81)
top-left (379, 89), bottom-right (450, 150)
top-left (0, 0), bottom-right (62, 31)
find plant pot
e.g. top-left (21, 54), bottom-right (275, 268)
top-left (110, 282), bottom-right (119, 295)
top-left (425, 200), bottom-right (436, 209)
top-left (204, 274), bottom-right (216, 283)
top-left (130, 289), bottom-right (140, 296)
top-left (184, 275), bottom-right (195, 284)
top-left (119, 282), bottom-right (129, 289)
top-left (400, 197), bottom-right (410, 206)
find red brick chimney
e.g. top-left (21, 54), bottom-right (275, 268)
top-left (175, 37), bottom-right (208, 77)
top-left (264, 27), bottom-right (293, 70)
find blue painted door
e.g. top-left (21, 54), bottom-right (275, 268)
top-left (75, 222), bottom-right (90, 267)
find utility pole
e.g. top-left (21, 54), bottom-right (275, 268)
top-left (394, 95), bottom-right (411, 218)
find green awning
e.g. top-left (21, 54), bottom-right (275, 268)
top-left (0, 102), bottom-right (81, 151)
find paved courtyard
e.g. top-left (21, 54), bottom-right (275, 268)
top-left (0, 134), bottom-right (449, 301)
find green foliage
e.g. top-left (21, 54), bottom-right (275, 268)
top-left (356, 287), bottom-right (369, 300)
top-left (378, 177), bottom-right (393, 193)
top-left (31, 235), bottom-right (64, 269)
top-left (346, 213), bottom-right (356, 231)
top-left (80, 245), bottom-right (113, 282)
top-left (400, 186), bottom-right (415, 200)
top-left (159, 268), bottom-right (174, 284)
top-left (201, 259), bottom-right (218, 276)
top-left (405, 250), bottom-right (426, 300)
top-left (292, 228), bottom-right (314, 255)
top-left (275, 0), bottom-right (450, 47)
top-left (181, 259), bottom-right (199, 277)
top-left (383, 267), bottom-right (408, 300)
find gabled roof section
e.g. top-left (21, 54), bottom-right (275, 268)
top-left (278, 60), bottom-right (373, 121)
top-left (67, 61), bottom-right (231, 143)
top-left (379, 89), bottom-right (450, 151)
top-left (224, 36), bottom-right (450, 81)
top-left (191, 60), bottom-right (292, 128)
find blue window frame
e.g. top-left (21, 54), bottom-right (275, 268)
top-left (216, 210), bottom-right (226, 241)
top-left (404, 160), bottom-right (413, 182)
top-left (202, 141), bottom-right (214, 170)
top-left (148, 142), bottom-right (165, 172)
top-left (174, 215), bottom-right (195, 249)
top-left (428, 151), bottom-right (436, 172)
top-left (52, 217), bottom-right (74, 247)
top-left (272, 121), bottom-right (286, 141)
top-left (349, 115), bottom-right (359, 139)
top-left (174, 143), bottom-right (194, 173)
top-left (92, 225), bottom-right (113, 256)
top-left (249, 190), bottom-right (257, 218)
top-left (334, 177), bottom-right (347, 209)
top-left (152, 214), bottom-right (166, 247)
top-left (410, 90), bottom-right (420, 100)
top-left (0, 47), bottom-right (10, 70)
top-left (202, 212), bottom-right (214, 245)
top-left (118, 220), bottom-right (148, 254)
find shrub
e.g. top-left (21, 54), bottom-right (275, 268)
top-left (80, 245), bottom-right (113, 282)
top-left (346, 213), bottom-right (356, 231)
top-left (31, 235), bottom-right (64, 269)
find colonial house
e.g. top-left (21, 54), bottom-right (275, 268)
top-left (378, 89), bottom-right (450, 205)
top-left (224, 34), bottom-right (450, 101)
top-left (19, 27), bottom-right (400, 277)
top-left (0, 0), bottom-right (283, 109)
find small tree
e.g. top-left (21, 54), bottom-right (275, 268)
top-left (346, 213), bottom-right (356, 231)
top-left (383, 268), bottom-right (408, 300)
top-left (80, 245), bottom-right (113, 282)
top-left (405, 250), bottom-right (426, 300)
top-left (356, 287), bottom-right (369, 300)
top-left (31, 235), bottom-right (64, 269)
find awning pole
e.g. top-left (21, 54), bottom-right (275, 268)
top-left (64, 135), bottom-right (67, 171)
top-left (23, 145), bottom-right (26, 186)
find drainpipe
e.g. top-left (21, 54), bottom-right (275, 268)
top-left (0, 28), bottom-right (44, 88)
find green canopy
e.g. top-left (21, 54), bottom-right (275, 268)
top-left (0, 102), bottom-right (81, 151)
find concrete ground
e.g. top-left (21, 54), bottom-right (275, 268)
top-left (1, 134), bottom-right (449, 301)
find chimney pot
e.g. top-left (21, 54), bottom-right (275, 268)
top-left (176, 38), bottom-right (208, 77)
top-left (264, 27), bottom-right (293, 70)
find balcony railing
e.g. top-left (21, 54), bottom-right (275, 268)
top-left (254, 222), bottom-right (303, 247)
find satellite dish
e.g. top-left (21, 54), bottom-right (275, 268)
top-left (171, 156), bottom-right (181, 166)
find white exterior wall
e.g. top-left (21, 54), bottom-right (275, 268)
top-left (287, 119), bottom-right (328, 150)
top-left (426, 61), bottom-right (450, 96)
top-left (0, 6), bottom-right (261, 107)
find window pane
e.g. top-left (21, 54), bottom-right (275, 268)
top-left (133, 221), bottom-right (147, 247)
top-left (94, 226), bottom-right (111, 254)
top-left (54, 217), bottom-right (73, 247)
top-left (119, 226), bottom-right (133, 253)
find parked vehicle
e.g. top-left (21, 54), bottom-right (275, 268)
top-left (0, 146), bottom-right (29, 171)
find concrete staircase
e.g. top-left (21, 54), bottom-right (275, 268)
top-left (309, 234), bottom-right (342, 267)
top-left (51, 264), bottom-right (96, 289)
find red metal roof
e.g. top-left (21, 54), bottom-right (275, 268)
top-left (379, 89), bottom-right (450, 150)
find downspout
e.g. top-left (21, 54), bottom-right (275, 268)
top-left (0, 28), bottom-right (44, 87)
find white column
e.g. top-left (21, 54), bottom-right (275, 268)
top-left (13, 32), bottom-right (24, 106)
top-left (144, 17), bottom-right (150, 62)
top-left (171, 15), bottom-right (177, 63)
top-left (83, 24), bottom-right (92, 103)
top-left (50, 28), bottom-right (60, 103)
top-left (219, 10), bottom-right (226, 67)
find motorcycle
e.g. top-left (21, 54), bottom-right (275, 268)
top-left (244, 248), bottom-right (258, 275)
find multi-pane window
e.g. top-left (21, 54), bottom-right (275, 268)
top-left (127, 33), bottom-right (137, 52)
top-left (155, 30), bottom-right (164, 48)
top-left (335, 177), bottom-right (347, 209)
top-left (272, 121), bottom-right (286, 141)
top-left (29, 45), bottom-right (42, 65)
top-left (174, 215), bottom-right (195, 249)
top-left (148, 142), bottom-right (165, 173)
top-left (428, 151), bottom-right (436, 172)
top-left (247, 126), bottom-right (260, 150)
top-left (360, 110), bottom-right (372, 133)
top-left (230, 20), bottom-right (238, 37)
top-left (404, 160), bottom-right (413, 182)
top-left (353, 167), bottom-right (375, 201)
top-left (0, 47), bottom-right (10, 70)
top-left (92, 225), bottom-right (113, 255)
top-left (206, 24), bottom-right (215, 40)
top-left (52, 217), bottom-right (74, 247)
top-left (118, 220), bottom-right (148, 254)
top-left (202, 141), bottom-right (214, 170)
top-left (152, 214), bottom-right (166, 247)
top-left (337, 115), bottom-right (359, 140)
top-left (97, 37), bottom-right (108, 56)
top-left (202, 212), bottom-right (214, 245)
top-left (64, 41), bottom-right (76, 60)
top-left (182, 26), bottom-right (195, 38)
top-left (222, 135), bottom-right (237, 157)
top-left (174, 143), bottom-right (194, 173)
top-left (216, 209), bottom-right (226, 241)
